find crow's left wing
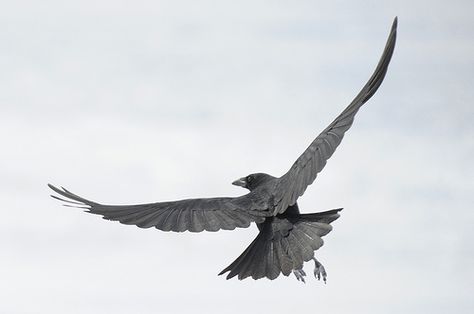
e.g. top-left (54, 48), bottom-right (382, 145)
top-left (49, 184), bottom-right (269, 232)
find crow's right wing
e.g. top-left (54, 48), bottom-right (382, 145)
top-left (272, 18), bottom-right (397, 215)
top-left (49, 184), bottom-right (270, 232)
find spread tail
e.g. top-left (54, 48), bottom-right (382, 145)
top-left (218, 208), bottom-right (342, 280)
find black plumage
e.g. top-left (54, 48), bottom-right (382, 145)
top-left (49, 18), bottom-right (397, 282)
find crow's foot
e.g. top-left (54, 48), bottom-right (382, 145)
top-left (293, 269), bottom-right (306, 283)
top-left (312, 257), bottom-right (327, 283)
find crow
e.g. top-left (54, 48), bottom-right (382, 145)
top-left (49, 17), bottom-right (397, 283)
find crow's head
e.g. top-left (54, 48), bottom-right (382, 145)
top-left (232, 173), bottom-right (275, 191)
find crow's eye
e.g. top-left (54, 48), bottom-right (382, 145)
top-left (246, 175), bottom-right (253, 183)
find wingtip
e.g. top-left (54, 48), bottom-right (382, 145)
top-left (392, 16), bottom-right (398, 31)
top-left (47, 183), bottom-right (62, 194)
top-left (48, 183), bottom-right (69, 197)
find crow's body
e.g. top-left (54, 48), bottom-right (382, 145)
top-left (49, 18), bottom-right (397, 282)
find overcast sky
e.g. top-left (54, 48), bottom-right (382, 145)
top-left (2, 1), bottom-right (473, 313)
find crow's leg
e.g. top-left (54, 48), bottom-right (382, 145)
top-left (293, 268), bottom-right (306, 283)
top-left (312, 257), bottom-right (327, 283)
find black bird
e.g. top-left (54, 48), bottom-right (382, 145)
top-left (49, 18), bottom-right (397, 282)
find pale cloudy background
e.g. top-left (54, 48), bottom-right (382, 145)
top-left (2, 1), bottom-right (473, 313)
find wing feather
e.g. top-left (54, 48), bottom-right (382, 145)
top-left (48, 184), bottom-right (269, 233)
top-left (273, 18), bottom-right (397, 214)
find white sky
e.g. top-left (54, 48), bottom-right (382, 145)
top-left (1, 1), bottom-right (473, 313)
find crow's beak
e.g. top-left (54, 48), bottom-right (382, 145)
top-left (232, 177), bottom-right (247, 188)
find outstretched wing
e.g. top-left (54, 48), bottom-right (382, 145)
top-left (273, 18), bottom-right (398, 215)
top-left (48, 184), bottom-right (270, 232)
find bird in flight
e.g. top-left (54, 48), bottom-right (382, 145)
top-left (49, 18), bottom-right (397, 283)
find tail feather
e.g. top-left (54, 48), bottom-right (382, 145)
top-left (239, 237), bottom-right (264, 280)
top-left (295, 208), bottom-right (341, 224)
top-left (279, 237), bottom-right (296, 275)
top-left (218, 236), bottom-right (257, 279)
top-left (266, 242), bottom-right (280, 279)
top-left (285, 233), bottom-right (302, 269)
top-left (219, 208), bottom-right (342, 280)
top-left (255, 241), bottom-right (270, 279)
top-left (291, 227), bottom-right (316, 260)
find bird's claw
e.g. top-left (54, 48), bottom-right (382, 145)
top-left (293, 269), bottom-right (306, 283)
top-left (313, 258), bottom-right (327, 283)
